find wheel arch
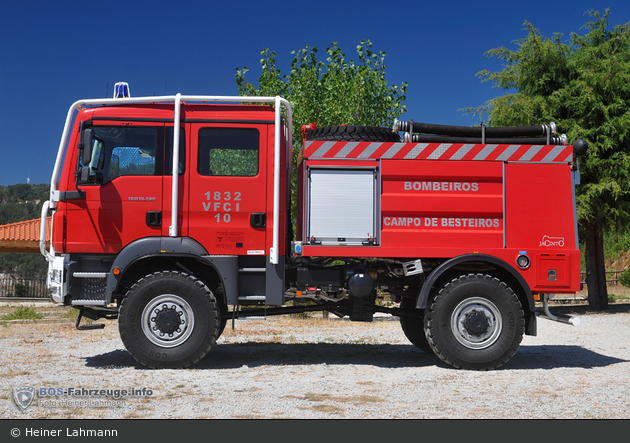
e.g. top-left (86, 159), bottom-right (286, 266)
top-left (418, 254), bottom-right (536, 336)
top-left (105, 237), bottom-right (236, 308)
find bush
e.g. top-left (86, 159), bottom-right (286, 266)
top-left (2, 306), bottom-right (44, 322)
top-left (618, 269), bottom-right (630, 288)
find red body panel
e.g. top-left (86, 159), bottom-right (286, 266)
top-left (380, 160), bottom-right (504, 250)
top-left (299, 141), bottom-right (580, 293)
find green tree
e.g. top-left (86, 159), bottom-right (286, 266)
top-left (235, 40), bottom-right (407, 237)
top-left (472, 9), bottom-right (630, 310)
top-left (236, 40), bottom-right (407, 138)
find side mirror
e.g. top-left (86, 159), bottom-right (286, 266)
top-left (77, 129), bottom-right (104, 185)
top-left (80, 166), bottom-right (90, 184)
top-left (82, 128), bottom-right (93, 165)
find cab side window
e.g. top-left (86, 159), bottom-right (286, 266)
top-left (85, 126), bottom-right (158, 183)
top-left (198, 128), bottom-right (259, 177)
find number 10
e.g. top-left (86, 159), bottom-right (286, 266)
top-left (215, 213), bottom-right (231, 223)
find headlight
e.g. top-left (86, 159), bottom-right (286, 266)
top-left (50, 269), bottom-right (62, 284)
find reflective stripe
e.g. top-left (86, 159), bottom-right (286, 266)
top-left (334, 142), bottom-right (360, 158)
top-left (473, 144), bottom-right (499, 160)
top-left (519, 146), bottom-right (543, 161)
top-left (304, 141), bottom-right (573, 162)
top-left (450, 144), bottom-right (476, 160)
top-left (356, 142), bottom-right (383, 158)
top-left (381, 143), bottom-right (407, 159)
top-left (311, 141), bottom-right (336, 158)
top-left (543, 145), bottom-right (568, 162)
top-left (496, 145), bottom-right (521, 161)
top-left (404, 143), bottom-right (430, 159)
top-left (428, 144), bottom-right (453, 159)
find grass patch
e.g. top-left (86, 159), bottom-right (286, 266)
top-left (61, 308), bottom-right (80, 319)
top-left (2, 306), bottom-right (44, 322)
top-left (609, 293), bottom-right (630, 302)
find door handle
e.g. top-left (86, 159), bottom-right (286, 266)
top-left (146, 211), bottom-right (162, 227)
top-left (250, 213), bottom-right (266, 228)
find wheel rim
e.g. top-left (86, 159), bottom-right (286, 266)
top-left (450, 297), bottom-right (502, 350)
top-left (142, 294), bottom-right (195, 348)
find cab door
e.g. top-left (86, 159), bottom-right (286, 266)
top-left (66, 123), bottom-right (163, 253)
top-left (188, 124), bottom-right (267, 256)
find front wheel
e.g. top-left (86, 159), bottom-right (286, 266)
top-left (118, 271), bottom-right (221, 369)
top-left (424, 274), bottom-right (525, 370)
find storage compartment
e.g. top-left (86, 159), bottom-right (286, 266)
top-left (535, 253), bottom-right (572, 290)
top-left (306, 168), bottom-right (377, 246)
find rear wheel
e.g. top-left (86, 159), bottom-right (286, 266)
top-left (119, 271), bottom-right (221, 369)
top-left (424, 274), bottom-right (525, 370)
top-left (399, 297), bottom-right (432, 353)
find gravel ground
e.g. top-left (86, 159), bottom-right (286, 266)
top-left (1, 301), bottom-right (629, 419)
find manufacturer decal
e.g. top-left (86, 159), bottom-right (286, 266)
top-left (127, 196), bottom-right (156, 201)
top-left (540, 235), bottom-right (565, 247)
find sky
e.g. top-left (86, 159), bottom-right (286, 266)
top-left (1, 0), bottom-right (628, 187)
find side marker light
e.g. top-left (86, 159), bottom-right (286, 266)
top-left (516, 254), bottom-right (531, 270)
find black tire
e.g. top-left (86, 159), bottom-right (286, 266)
top-left (306, 125), bottom-right (400, 142)
top-left (218, 316), bottom-right (228, 338)
top-left (118, 271), bottom-right (221, 369)
top-left (424, 274), bottom-right (525, 370)
top-left (399, 297), bottom-right (432, 353)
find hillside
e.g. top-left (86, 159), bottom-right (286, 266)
top-left (608, 250), bottom-right (630, 272)
top-left (0, 183), bottom-right (50, 278)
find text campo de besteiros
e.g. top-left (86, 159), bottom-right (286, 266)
top-left (16, 386), bottom-right (154, 410)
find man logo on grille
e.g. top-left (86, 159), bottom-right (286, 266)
top-left (13, 386), bottom-right (35, 410)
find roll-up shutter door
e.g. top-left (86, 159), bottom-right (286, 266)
top-left (307, 169), bottom-right (377, 246)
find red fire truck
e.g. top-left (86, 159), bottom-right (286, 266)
top-left (40, 83), bottom-right (588, 370)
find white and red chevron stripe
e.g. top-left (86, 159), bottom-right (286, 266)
top-left (304, 140), bottom-right (574, 162)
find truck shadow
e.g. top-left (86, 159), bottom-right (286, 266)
top-left (84, 343), bottom-right (627, 371)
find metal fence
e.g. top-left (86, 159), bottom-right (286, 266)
top-left (0, 276), bottom-right (49, 298)
top-left (580, 270), bottom-right (624, 286)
